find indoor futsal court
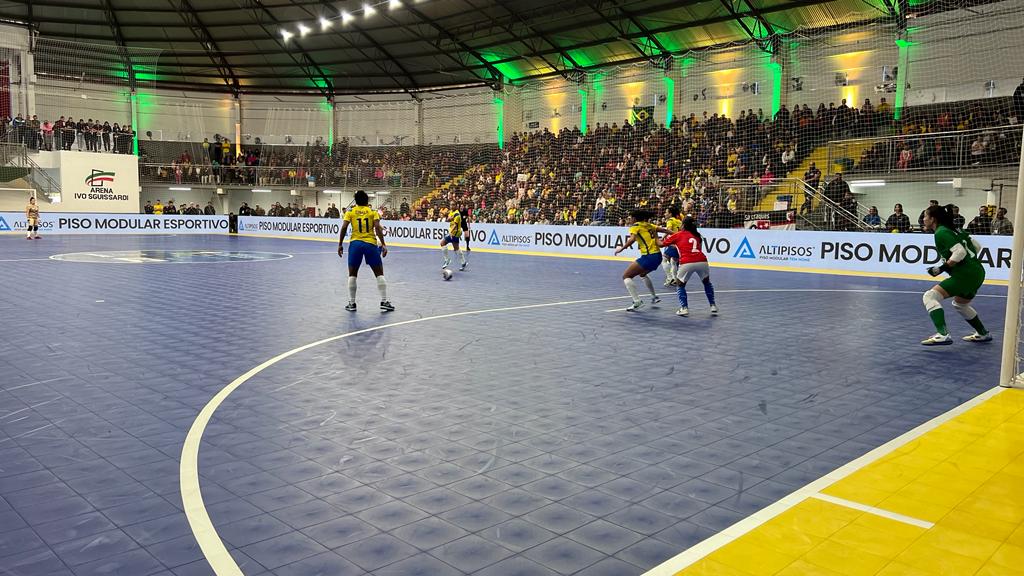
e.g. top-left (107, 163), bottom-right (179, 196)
top-left (0, 233), bottom-right (1017, 575)
top-left (3, 0), bottom-right (1024, 574)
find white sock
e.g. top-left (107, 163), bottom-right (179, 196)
top-left (624, 278), bottom-right (640, 302)
top-left (670, 260), bottom-right (678, 279)
top-left (641, 275), bottom-right (656, 296)
top-left (442, 245), bottom-right (450, 264)
top-left (376, 276), bottom-right (388, 301)
top-left (458, 250), bottom-right (467, 265)
top-left (347, 277), bottom-right (357, 303)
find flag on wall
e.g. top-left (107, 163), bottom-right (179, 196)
top-left (630, 106), bottom-right (654, 128)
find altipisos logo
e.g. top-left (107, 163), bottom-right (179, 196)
top-left (85, 169), bottom-right (116, 187)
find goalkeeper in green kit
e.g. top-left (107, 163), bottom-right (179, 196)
top-left (920, 204), bottom-right (992, 346)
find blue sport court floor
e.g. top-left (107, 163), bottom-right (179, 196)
top-left (0, 233), bottom-right (1009, 575)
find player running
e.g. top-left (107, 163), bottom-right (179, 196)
top-left (920, 204), bottom-right (990, 345)
top-left (337, 190), bottom-right (394, 312)
top-left (461, 205), bottom-right (472, 255)
top-left (661, 205), bottom-right (683, 286)
top-left (660, 217), bottom-right (717, 317)
top-left (614, 209), bottom-right (663, 312)
top-left (441, 208), bottom-right (468, 271)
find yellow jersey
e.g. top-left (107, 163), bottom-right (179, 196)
top-left (629, 222), bottom-right (660, 255)
top-left (448, 211), bottom-right (462, 237)
top-left (665, 217), bottom-right (682, 233)
top-left (345, 205), bottom-right (379, 244)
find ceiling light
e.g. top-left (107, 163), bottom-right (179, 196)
top-left (936, 180), bottom-right (954, 185)
top-left (340, 10), bottom-right (354, 25)
top-left (319, 17), bottom-right (332, 31)
top-left (849, 180), bottom-right (885, 187)
top-left (389, 0), bottom-right (402, 9)
top-left (281, 29), bottom-right (294, 41)
top-left (252, 188), bottom-right (272, 193)
top-left (297, 23), bottom-right (311, 37)
top-left (169, 187), bottom-right (192, 191)
top-left (363, 3), bottom-right (377, 17)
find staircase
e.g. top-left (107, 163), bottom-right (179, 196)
top-left (0, 143), bottom-right (61, 203)
top-left (415, 164), bottom-right (485, 208)
top-left (756, 141), bottom-right (877, 212)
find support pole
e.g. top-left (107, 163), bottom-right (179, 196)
top-left (999, 126), bottom-right (1024, 388)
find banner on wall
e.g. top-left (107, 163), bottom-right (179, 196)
top-left (56, 151), bottom-right (141, 213)
top-left (236, 217), bottom-right (1015, 280)
top-left (0, 212), bottom-right (227, 234)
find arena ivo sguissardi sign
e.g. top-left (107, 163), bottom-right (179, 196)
top-left (75, 169), bottom-right (129, 201)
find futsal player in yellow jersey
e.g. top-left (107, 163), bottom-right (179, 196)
top-left (440, 209), bottom-right (468, 271)
top-left (337, 190), bottom-right (394, 312)
top-left (613, 209), bottom-right (664, 311)
top-left (661, 205), bottom-right (683, 286)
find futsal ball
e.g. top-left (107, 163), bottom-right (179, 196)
top-left (442, 268), bottom-right (453, 281)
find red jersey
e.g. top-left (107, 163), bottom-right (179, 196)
top-left (662, 230), bottom-right (708, 264)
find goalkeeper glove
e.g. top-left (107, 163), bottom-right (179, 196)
top-left (927, 262), bottom-right (951, 277)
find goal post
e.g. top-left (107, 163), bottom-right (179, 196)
top-left (999, 126), bottom-right (1024, 388)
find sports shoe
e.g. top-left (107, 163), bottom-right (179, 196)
top-left (34, 236), bottom-right (41, 239)
top-left (625, 300), bottom-right (645, 312)
top-left (663, 278), bottom-right (674, 287)
top-left (676, 307), bottom-right (689, 316)
top-left (921, 333), bottom-right (953, 346)
top-left (345, 302), bottom-right (357, 312)
top-left (710, 304), bottom-right (719, 316)
top-left (380, 301), bottom-right (395, 312)
top-left (459, 263), bottom-right (467, 271)
top-left (442, 260), bottom-right (450, 268)
top-left (651, 296), bottom-right (661, 305)
top-left (962, 332), bottom-right (992, 342)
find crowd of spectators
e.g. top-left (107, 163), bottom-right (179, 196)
top-left (138, 137), bottom-right (484, 189)
top-left (2, 115), bottom-right (135, 153)
top-left (864, 199), bottom-right (1013, 235)
top-left (142, 200), bottom-right (217, 215)
top-left (855, 96), bottom-right (1020, 172)
top-left (411, 98), bottom-right (881, 226)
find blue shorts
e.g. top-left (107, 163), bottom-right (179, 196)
top-left (348, 240), bottom-right (383, 269)
top-left (635, 252), bottom-right (663, 272)
top-left (663, 246), bottom-right (679, 260)
top-left (443, 235), bottom-right (460, 247)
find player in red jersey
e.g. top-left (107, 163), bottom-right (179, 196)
top-left (659, 217), bottom-right (718, 317)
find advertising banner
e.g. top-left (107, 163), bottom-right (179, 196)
top-left (0, 212), bottom-right (228, 234)
top-left (235, 216), bottom-right (1019, 280)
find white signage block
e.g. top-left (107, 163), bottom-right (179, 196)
top-left (56, 151), bottom-right (140, 213)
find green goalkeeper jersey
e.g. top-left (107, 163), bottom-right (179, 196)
top-left (934, 225), bottom-right (982, 272)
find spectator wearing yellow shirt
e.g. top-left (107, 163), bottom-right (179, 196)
top-left (153, 200), bottom-right (164, 215)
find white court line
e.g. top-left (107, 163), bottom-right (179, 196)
top-left (642, 385), bottom-right (1005, 575)
top-left (180, 289), bottom-right (1008, 576)
top-left (0, 258), bottom-right (54, 262)
top-left (810, 493), bottom-right (934, 529)
top-left (1, 375), bottom-right (73, 393)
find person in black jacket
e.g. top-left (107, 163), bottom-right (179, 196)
top-left (1014, 78), bottom-right (1024, 123)
top-left (886, 203), bottom-right (912, 232)
top-left (204, 201), bottom-right (216, 215)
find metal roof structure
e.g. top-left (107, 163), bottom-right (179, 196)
top-left (0, 0), bottom-right (974, 97)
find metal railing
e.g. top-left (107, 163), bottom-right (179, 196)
top-left (0, 143), bottom-right (61, 202)
top-left (828, 125), bottom-right (1024, 175)
top-left (718, 177), bottom-right (870, 231)
top-left (138, 162), bottom-right (463, 189)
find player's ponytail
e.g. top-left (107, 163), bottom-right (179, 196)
top-left (682, 216), bottom-right (702, 240)
top-left (926, 204), bottom-right (955, 229)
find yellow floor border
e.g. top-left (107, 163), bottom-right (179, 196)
top-left (233, 233), bottom-right (1010, 287)
top-left (646, 386), bottom-right (1024, 576)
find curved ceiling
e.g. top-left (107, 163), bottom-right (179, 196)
top-left (0, 0), bottom-right (960, 97)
